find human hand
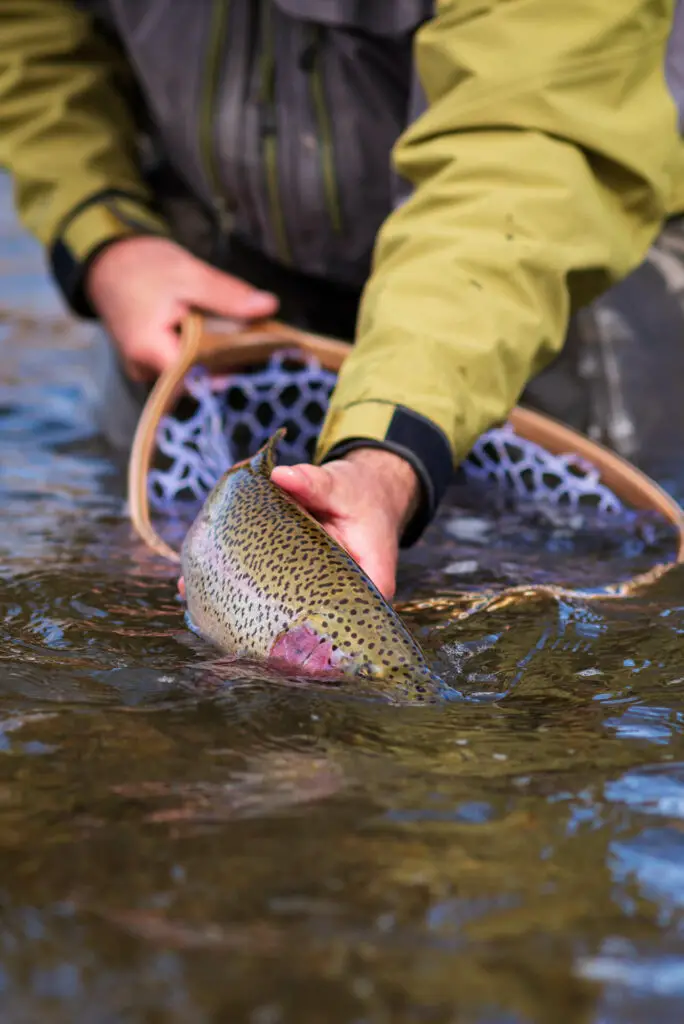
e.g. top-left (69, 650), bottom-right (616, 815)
top-left (85, 236), bottom-right (279, 381)
top-left (270, 447), bottom-right (420, 600)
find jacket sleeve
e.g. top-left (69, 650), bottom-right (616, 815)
top-left (0, 0), bottom-right (170, 316)
top-left (315, 0), bottom-right (684, 544)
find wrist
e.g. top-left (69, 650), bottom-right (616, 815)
top-left (84, 235), bottom-right (143, 304)
top-left (50, 191), bottom-right (170, 319)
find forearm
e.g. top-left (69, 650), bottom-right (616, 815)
top-left (317, 0), bottom-right (684, 540)
top-left (0, 0), bottom-right (169, 314)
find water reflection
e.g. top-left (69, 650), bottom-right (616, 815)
top-left (1, 176), bottom-right (684, 1022)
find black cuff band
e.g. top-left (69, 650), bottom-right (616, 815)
top-left (49, 189), bottom-right (166, 319)
top-left (51, 237), bottom-right (113, 319)
top-left (321, 405), bottom-right (453, 547)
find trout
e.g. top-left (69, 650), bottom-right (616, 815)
top-left (181, 429), bottom-right (444, 702)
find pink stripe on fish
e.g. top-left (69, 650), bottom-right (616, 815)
top-left (270, 624), bottom-right (344, 677)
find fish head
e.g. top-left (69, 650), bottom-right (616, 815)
top-left (269, 595), bottom-right (443, 702)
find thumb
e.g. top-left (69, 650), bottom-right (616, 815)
top-left (125, 323), bottom-right (182, 381)
top-left (271, 464), bottom-right (338, 518)
top-left (189, 260), bottom-right (279, 320)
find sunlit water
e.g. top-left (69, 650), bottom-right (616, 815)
top-left (1, 174), bottom-right (684, 1023)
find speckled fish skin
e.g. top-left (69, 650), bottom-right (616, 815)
top-left (180, 429), bottom-right (442, 702)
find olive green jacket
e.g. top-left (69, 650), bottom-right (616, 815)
top-left (1, 0), bottom-right (684, 539)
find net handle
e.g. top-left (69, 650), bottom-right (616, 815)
top-left (128, 311), bottom-right (684, 566)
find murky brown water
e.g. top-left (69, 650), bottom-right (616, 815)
top-left (2, 175), bottom-right (684, 1023)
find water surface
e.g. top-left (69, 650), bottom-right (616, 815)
top-left (2, 177), bottom-right (684, 1023)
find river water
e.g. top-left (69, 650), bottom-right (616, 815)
top-left (2, 174), bottom-right (684, 1023)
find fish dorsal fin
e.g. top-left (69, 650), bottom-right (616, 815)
top-left (251, 428), bottom-right (287, 478)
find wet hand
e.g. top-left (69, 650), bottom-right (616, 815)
top-left (270, 447), bottom-right (420, 601)
top-left (85, 237), bottom-right (279, 381)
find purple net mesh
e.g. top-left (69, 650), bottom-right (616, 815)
top-left (148, 353), bottom-right (624, 517)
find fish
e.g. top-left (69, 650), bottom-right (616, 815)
top-left (180, 429), bottom-right (445, 702)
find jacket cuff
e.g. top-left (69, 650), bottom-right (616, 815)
top-left (314, 400), bottom-right (453, 547)
top-left (50, 190), bottom-right (171, 318)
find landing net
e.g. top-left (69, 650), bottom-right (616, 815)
top-left (148, 352), bottom-right (623, 517)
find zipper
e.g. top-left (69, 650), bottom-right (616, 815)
top-left (199, 0), bottom-right (233, 263)
top-left (259, 0), bottom-right (292, 265)
top-left (304, 26), bottom-right (343, 236)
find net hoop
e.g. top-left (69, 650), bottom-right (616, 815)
top-left (127, 312), bottom-right (684, 600)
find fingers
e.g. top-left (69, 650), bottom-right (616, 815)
top-left (363, 557), bottom-right (396, 601)
top-left (178, 577), bottom-right (185, 598)
top-left (191, 262), bottom-right (279, 320)
top-left (124, 324), bottom-right (182, 381)
top-left (86, 237), bottom-right (282, 382)
top-left (271, 464), bottom-right (339, 517)
top-left (336, 527), bottom-right (396, 600)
